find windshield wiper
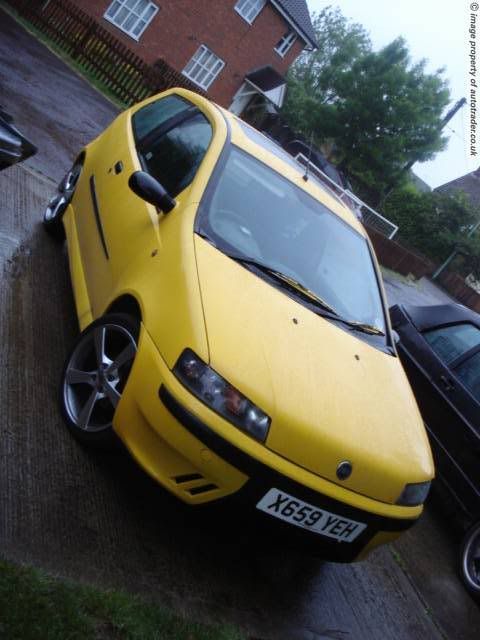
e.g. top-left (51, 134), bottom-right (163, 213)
top-left (242, 258), bottom-right (385, 336)
top-left (218, 249), bottom-right (338, 315)
top-left (207, 243), bottom-right (386, 337)
top-left (267, 270), bottom-right (339, 315)
top-left (338, 320), bottom-right (385, 336)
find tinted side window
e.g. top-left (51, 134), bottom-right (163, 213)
top-left (455, 351), bottom-right (480, 401)
top-left (133, 95), bottom-right (191, 144)
top-left (423, 323), bottom-right (480, 364)
top-left (141, 113), bottom-right (212, 198)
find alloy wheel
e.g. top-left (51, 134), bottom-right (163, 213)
top-left (63, 322), bottom-right (137, 433)
top-left (462, 522), bottom-right (480, 594)
top-left (44, 194), bottom-right (68, 222)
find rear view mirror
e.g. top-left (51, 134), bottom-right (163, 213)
top-left (128, 171), bottom-right (176, 214)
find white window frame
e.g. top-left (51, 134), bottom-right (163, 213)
top-left (104, 0), bottom-right (159, 41)
top-left (234, 0), bottom-right (266, 25)
top-left (182, 45), bottom-right (225, 91)
top-left (274, 30), bottom-right (297, 57)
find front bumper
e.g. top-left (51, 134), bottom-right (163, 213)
top-left (113, 328), bottom-right (420, 562)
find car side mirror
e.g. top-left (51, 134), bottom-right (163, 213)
top-left (128, 171), bottom-right (176, 214)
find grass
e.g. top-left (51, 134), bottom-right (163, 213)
top-left (0, 559), bottom-right (245, 640)
top-left (0, 1), bottom-right (128, 110)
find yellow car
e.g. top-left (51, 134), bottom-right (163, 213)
top-left (44, 88), bottom-right (434, 562)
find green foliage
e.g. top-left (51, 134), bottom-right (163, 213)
top-left (282, 7), bottom-right (371, 132)
top-left (0, 560), bottom-right (245, 640)
top-left (282, 6), bottom-right (451, 202)
top-left (454, 234), bottom-right (480, 278)
top-left (383, 187), bottom-right (480, 275)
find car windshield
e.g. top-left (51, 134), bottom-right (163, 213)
top-left (199, 147), bottom-right (386, 334)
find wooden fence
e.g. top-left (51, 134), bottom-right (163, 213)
top-left (366, 225), bottom-right (480, 313)
top-left (366, 226), bottom-right (436, 280)
top-left (4, 0), bottom-right (206, 106)
top-left (437, 271), bottom-right (480, 313)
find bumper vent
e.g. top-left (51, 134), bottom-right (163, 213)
top-left (171, 473), bottom-right (218, 497)
top-left (189, 483), bottom-right (218, 496)
top-left (173, 473), bottom-right (203, 484)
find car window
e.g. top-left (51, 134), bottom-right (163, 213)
top-left (201, 147), bottom-right (386, 333)
top-left (423, 323), bottom-right (480, 364)
top-left (455, 351), bottom-right (480, 401)
top-left (132, 95), bottom-right (191, 144)
top-left (139, 112), bottom-right (212, 198)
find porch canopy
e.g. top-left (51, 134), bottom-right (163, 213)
top-left (229, 66), bottom-right (287, 115)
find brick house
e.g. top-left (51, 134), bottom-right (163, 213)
top-left (69, 0), bottom-right (317, 111)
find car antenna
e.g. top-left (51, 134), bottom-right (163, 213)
top-left (303, 132), bottom-right (314, 182)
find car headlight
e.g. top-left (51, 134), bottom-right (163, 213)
top-left (173, 349), bottom-right (271, 442)
top-left (396, 481), bottom-right (431, 506)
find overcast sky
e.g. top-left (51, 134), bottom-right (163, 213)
top-left (305, 0), bottom-right (471, 188)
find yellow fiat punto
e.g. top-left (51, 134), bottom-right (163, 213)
top-left (44, 88), bottom-right (434, 562)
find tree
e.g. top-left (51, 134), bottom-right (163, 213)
top-left (282, 8), bottom-right (451, 203)
top-left (282, 7), bottom-right (371, 139)
top-left (383, 186), bottom-right (480, 274)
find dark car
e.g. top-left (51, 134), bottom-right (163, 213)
top-left (282, 140), bottom-right (363, 219)
top-left (390, 302), bottom-right (480, 597)
top-left (0, 107), bottom-right (37, 171)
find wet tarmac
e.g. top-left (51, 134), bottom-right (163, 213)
top-left (1, 8), bottom-right (480, 640)
top-left (383, 271), bottom-right (456, 308)
top-left (0, 8), bottom-right (118, 182)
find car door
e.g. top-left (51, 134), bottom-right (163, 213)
top-left (78, 93), bottom-right (213, 316)
top-left (418, 322), bottom-right (480, 515)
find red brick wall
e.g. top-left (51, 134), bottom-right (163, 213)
top-left (69, 0), bottom-right (306, 106)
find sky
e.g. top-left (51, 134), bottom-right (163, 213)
top-left (305, 0), bottom-right (472, 189)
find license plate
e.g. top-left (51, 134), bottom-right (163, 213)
top-left (256, 488), bottom-right (367, 543)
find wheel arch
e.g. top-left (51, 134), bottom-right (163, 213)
top-left (76, 150), bottom-right (86, 166)
top-left (106, 294), bottom-right (143, 324)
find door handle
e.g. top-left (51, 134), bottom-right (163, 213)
top-left (439, 375), bottom-right (455, 391)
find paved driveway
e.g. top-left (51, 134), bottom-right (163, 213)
top-left (0, 8), bottom-right (118, 182)
top-left (383, 271), bottom-right (456, 308)
top-left (1, 9), bottom-right (479, 640)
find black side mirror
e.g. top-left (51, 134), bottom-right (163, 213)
top-left (128, 171), bottom-right (176, 213)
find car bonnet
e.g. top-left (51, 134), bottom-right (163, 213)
top-left (194, 235), bottom-right (434, 505)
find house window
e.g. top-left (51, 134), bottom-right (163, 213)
top-left (104, 0), bottom-right (159, 41)
top-left (234, 0), bottom-right (266, 24)
top-left (275, 30), bottom-right (297, 57)
top-left (182, 45), bottom-right (225, 90)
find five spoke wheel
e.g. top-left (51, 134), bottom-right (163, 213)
top-left (61, 314), bottom-right (138, 445)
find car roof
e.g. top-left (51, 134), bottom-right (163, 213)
top-left (218, 108), bottom-right (365, 235)
top-left (401, 303), bottom-right (480, 331)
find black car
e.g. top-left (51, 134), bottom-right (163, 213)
top-left (0, 107), bottom-right (37, 171)
top-left (390, 303), bottom-right (480, 597)
top-left (282, 140), bottom-right (363, 219)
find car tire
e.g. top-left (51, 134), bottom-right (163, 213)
top-left (460, 521), bottom-right (480, 599)
top-left (43, 161), bottom-right (82, 239)
top-left (60, 313), bottom-right (140, 449)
